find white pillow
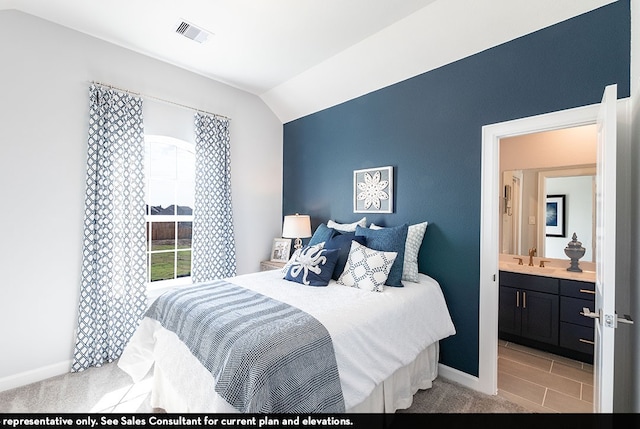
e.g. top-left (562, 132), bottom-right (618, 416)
top-left (327, 217), bottom-right (367, 233)
top-left (370, 221), bottom-right (428, 282)
top-left (337, 241), bottom-right (397, 292)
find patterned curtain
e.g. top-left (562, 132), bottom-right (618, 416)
top-left (72, 85), bottom-right (147, 372)
top-left (191, 113), bottom-right (237, 282)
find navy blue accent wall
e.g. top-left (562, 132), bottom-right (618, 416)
top-left (282, 1), bottom-right (629, 376)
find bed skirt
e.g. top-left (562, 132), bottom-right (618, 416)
top-left (121, 318), bottom-right (439, 414)
top-left (347, 342), bottom-right (439, 413)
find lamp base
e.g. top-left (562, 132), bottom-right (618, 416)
top-left (294, 238), bottom-right (303, 250)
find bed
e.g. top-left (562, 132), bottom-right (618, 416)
top-left (118, 220), bottom-right (456, 413)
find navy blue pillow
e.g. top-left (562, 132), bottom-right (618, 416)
top-left (284, 246), bottom-right (340, 286)
top-left (324, 233), bottom-right (367, 280)
top-left (355, 224), bottom-right (408, 287)
top-left (308, 223), bottom-right (338, 246)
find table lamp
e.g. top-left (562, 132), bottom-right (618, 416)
top-left (282, 213), bottom-right (312, 250)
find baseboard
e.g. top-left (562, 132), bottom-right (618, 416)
top-left (437, 363), bottom-right (486, 394)
top-left (0, 360), bottom-right (71, 393)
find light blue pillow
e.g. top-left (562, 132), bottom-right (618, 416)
top-left (308, 223), bottom-right (337, 246)
top-left (355, 224), bottom-right (408, 287)
top-left (284, 245), bottom-right (339, 286)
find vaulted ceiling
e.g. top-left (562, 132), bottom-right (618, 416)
top-left (0, 0), bottom-right (614, 122)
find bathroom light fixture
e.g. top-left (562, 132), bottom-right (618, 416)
top-left (282, 214), bottom-right (311, 250)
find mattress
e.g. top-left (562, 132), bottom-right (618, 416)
top-left (118, 270), bottom-right (456, 412)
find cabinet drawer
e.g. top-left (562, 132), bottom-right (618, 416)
top-left (560, 322), bottom-right (594, 355)
top-left (560, 296), bottom-right (594, 327)
top-left (499, 271), bottom-right (559, 294)
top-left (560, 279), bottom-right (595, 300)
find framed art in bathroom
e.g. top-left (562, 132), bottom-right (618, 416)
top-left (545, 194), bottom-right (566, 237)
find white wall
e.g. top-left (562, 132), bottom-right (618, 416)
top-left (629, 0), bottom-right (640, 413)
top-left (545, 175), bottom-right (594, 261)
top-left (0, 10), bottom-right (283, 390)
top-left (261, 0), bottom-right (614, 122)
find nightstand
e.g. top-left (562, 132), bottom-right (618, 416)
top-left (260, 260), bottom-right (286, 271)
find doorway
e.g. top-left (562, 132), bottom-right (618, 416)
top-left (478, 85), bottom-right (629, 413)
top-left (497, 126), bottom-right (597, 412)
top-left (478, 102), bottom-right (602, 399)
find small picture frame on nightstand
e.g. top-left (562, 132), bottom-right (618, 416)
top-left (270, 238), bottom-right (291, 263)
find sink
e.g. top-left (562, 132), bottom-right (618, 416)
top-left (499, 261), bottom-right (596, 282)
top-left (500, 262), bottom-right (560, 277)
top-left (499, 254), bottom-right (596, 282)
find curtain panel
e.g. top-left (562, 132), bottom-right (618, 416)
top-left (72, 85), bottom-right (147, 372)
top-left (192, 113), bottom-right (237, 282)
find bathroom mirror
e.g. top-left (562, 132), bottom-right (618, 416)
top-left (499, 125), bottom-right (597, 262)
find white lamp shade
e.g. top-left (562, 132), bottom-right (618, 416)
top-left (282, 214), bottom-right (311, 239)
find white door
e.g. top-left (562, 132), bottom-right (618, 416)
top-left (592, 84), bottom-right (617, 413)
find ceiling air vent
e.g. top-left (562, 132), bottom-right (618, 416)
top-left (175, 20), bottom-right (210, 43)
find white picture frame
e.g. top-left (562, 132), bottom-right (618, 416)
top-left (353, 166), bottom-right (394, 213)
top-left (270, 238), bottom-right (291, 262)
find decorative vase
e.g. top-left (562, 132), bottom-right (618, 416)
top-left (564, 232), bottom-right (586, 272)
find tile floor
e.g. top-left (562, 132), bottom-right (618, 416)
top-left (497, 340), bottom-right (594, 413)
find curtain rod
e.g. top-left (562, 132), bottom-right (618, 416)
top-left (90, 81), bottom-right (231, 122)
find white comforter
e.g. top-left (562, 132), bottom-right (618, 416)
top-left (118, 270), bottom-right (456, 411)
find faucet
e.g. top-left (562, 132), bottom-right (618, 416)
top-left (528, 247), bottom-right (536, 266)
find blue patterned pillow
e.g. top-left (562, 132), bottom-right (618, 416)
top-left (355, 224), bottom-right (408, 287)
top-left (284, 245), bottom-right (340, 286)
top-left (308, 223), bottom-right (338, 246)
top-left (324, 232), bottom-right (367, 280)
top-left (371, 221), bottom-right (428, 282)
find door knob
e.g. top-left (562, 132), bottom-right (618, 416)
top-left (581, 307), bottom-right (599, 319)
top-left (617, 314), bottom-right (634, 325)
top-left (582, 307), bottom-right (634, 327)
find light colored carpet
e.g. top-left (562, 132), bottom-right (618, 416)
top-left (399, 378), bottom-right (531, 413)
top-left (0, 362), bottom-right (530, 413)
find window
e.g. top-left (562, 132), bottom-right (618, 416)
top-left (144, 135), bottom-right (195, 288)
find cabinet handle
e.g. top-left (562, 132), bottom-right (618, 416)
top-left (579, 338), bottom-right (595, 345)
top-left (579, 289), bottom-right (596, 295)
top-left (522, 291), bottom-right (526, 309)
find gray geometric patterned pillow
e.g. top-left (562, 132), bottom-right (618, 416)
top-left (337, 241), bottom-right (397, 292)
top-left (370, 221), bottom-right (428, 282)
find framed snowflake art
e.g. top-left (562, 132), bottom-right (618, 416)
top-left (353, 166), bottom-right (393, 213)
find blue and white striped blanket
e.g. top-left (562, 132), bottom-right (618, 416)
top-left (145, 280), bottom-right (345, 413)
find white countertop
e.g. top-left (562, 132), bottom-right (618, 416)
top-left (499, 254), bottom-right (596, 283)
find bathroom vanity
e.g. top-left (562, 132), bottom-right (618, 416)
top-left (498, 255), bottom-right (596, 363)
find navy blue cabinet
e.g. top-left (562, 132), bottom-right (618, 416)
top-left (499, 272), bottom-right (559, 346)
top-left (559, 279), bottom-right (595, 356)
top-left (499, 271), bottom-right (594, 363)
